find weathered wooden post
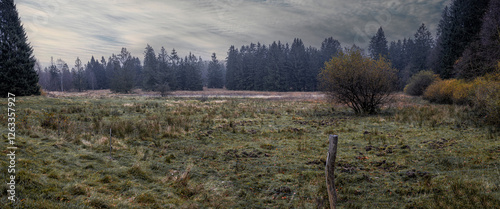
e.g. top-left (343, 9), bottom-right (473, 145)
top-left (109, 128), bottom-right (112, 158)
top-left (325, 135), bottom-right (338, 209)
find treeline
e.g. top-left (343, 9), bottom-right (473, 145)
top-left (225, 38), bottom-right (341, 91)
top-left (369, 24), bottom-right (435, 90)
top-left (38, 46), bottom-right (224, 93)
top-left (223, 23), bottom-right (432, 92)
top-left (353, 0), bottom-right (497, 90)
top-left (387, 0), bottom-right (497, 85)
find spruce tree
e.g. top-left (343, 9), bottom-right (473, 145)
top-left (431, 0), bottom-right (490, 78)
top-left (411, 23), bottom-right (433, 72)
top-left (72, 57), bottom-right (86, 92)
top-left (368, 27), bottom-right (389, 60)
top-left (253, 43), bottom-right (267, 91)
top-left (225, 46), bottom-right (240, 90)
top-left (0, 0), bottom-right (40, 96)
top-left (388, 40), bottom-right (404, 71)
top-left (90, 56), bottom-right (107, 89)
top-left (320, 37), bottom-right (342, 62)
top-left (240, 44), bottom-right (255, 90)
top-left (207, 53), bottom-right (224, 88)
top-left (479, 0), bottom-right (500, 73)
top-left (288, 38), bottom-right (307, 91)
top-left (169, 49), bottom-right (180, 90)
top-left (47, 58), bottom-right (59, 91)
top-left (142, 44), bottom-right (158, 91)
top-left (156, 46), bottom-right (172, 93)
top-left (264, 42), bottom-right (282, 91)
top-left (110, 48), bottom-right (135, 93)
top-left (455, 0), bottom-right (500, 79)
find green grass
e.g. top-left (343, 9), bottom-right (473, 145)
top-left (0, 95), bottom-right (498, 208)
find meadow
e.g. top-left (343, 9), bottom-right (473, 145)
top-left (0, 92), bottom-right (498, 208)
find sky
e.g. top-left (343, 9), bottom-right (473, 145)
top-left (16, 0), bottom-right (451, 68)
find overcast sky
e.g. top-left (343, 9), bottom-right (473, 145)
top-left (17, 0), bottom-right (450, 68)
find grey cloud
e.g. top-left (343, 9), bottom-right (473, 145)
top-left (16, 0), bottom-right (449, 67)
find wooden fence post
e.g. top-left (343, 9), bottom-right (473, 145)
top-left (325, 135), bottom-right (338, 209)
top-left (109, 128), bottom-right (112, 158)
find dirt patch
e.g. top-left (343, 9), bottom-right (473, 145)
top-left (223, 149), bottom-right (266, 160)
top-left (270, 186), bottom-right (292, 196)
top-left (337, 162), bottom-right (357, 173)
top-left (423, 138), bottom-right (456, 149)
top-left (305, 159), bottom-right (326, 165)
top-left (369, 160), bottom-right (402, 172)
top-left (365, 145), bottom-right (399, 156)
top-left (402, 169), bottom-right (431, 180)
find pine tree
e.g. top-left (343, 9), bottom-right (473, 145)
top-left (47, 58), bottom-right (59, 91)
top-left (72, 57), bottom-right (86, 92)
top-left (282, 42), bottom-right (291, 91)
top-left (0, 0), bottom-right (40, 96)
top-left (411, 23), bottom-right (433, 72)
top-left (288, 38), bottom-right (307, 91)
top-left (264, 41), bottom-right (282, 91)
top-left (306, 46), bottom-right (321, 91)
top-left (110, 48), bottom-right (135, 93)
top-left (455, 0), bottom-right (500, 79)
top-left (388, 40), bottom-right (404, 71)
top-left (177, 57), bottom-right (187, 90)
top-left (60, 62), bottom-right (72, 91)
top-left (169, 48), bottom-right (180, 90)
top-left (183, 53), bottom-right (203, 91)
top-left (479, 0), bottom-right (500, 73)
top-left (131, 57), bottom-right (142, 88)
top-left (89, 56), bottom-right (107, 89)
top-left (105, 55), bottom-right (116, 90)
top-left (400, 38), bottom-right (416, 88)
top-left (207, 53), bottom-right (224, 88)
top-left (142, 44), bottom-right (158, 91)
top-left (225, 45), bottom-right (240, 90)
top-left (320, 37), bottom-right (342, 62)
top-left (240, 44), bottom-right (255, 90)
top-left (431, 0), bottom-right (490, 78)
top-left (253, 43), bottom-right (267, 91)
top-left (85, 58), bottom-right (97, 90)
top-left (156, 46), bottom-right (172, 93)
top-left (368, 27), bottom-right (389, 60)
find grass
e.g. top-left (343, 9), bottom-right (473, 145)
top-left (0, 92), bottom-right (498, 208)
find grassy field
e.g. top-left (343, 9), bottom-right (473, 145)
top-left (0, 92), bottom-right (499, 208)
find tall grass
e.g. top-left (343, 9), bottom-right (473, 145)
top-left (0, 95), bottom-right (498, 208)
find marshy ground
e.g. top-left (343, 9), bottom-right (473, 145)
top-left (0, 91), bottom-right (498, 208)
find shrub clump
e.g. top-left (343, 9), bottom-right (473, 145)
top-left (470, 72), bottom-right (500, 127)
top-left (319, 47), bottom-right (397, 114)
top-left (404, 70), bottom-right (440, 96)
top-left (423, 68), bottom-right (500, 128)
top-left (423, 79), bottom-right (474, 105)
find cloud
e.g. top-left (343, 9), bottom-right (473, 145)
top-left (16, 0), bottom-right (450, 67)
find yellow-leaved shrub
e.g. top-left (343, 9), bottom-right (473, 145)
top-left (423, 79), bottom-right (458, 104)
top-left (423, 65), bottom-right (500, 127)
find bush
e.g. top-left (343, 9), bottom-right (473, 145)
top-left (451, 80), bottom-right (474, 105)
top-left (318, 48), bottom-right (397, 114)
top-left (423, 68), bottom-right (500, 128)
top-left (470, 71), bottom-right (500, 127)
top-left (404, 70), bottom-right (440, 96)
top-left (423, 79), bottom-right (463, 104)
